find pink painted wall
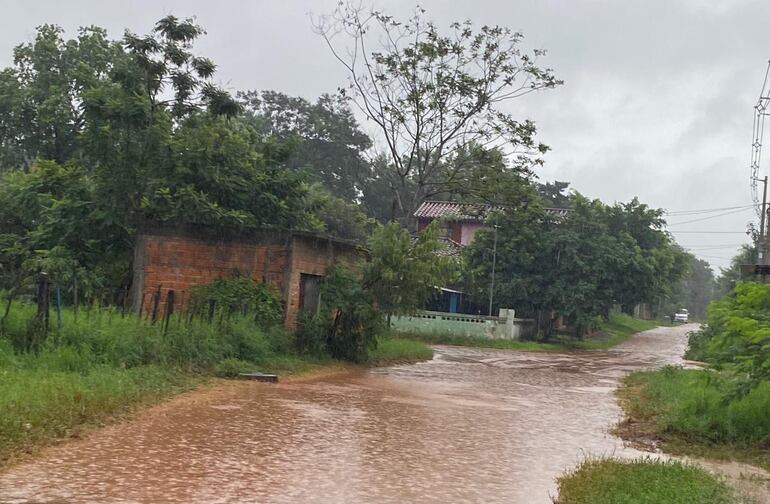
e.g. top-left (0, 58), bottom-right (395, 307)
top-left (460, 222), bottom-right (485, 245)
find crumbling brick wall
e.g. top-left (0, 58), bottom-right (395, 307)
top-left (132, 225), bottom-right (363, 330)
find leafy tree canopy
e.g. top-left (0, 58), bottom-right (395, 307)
top-left (0, 17), bottom-right (329, 298)
top-left (315, 3), bottom-right (561, 224)
top-left (464, 193), bottom-right (687, 337)
top-left (239, 90), bottom-right (372, 201)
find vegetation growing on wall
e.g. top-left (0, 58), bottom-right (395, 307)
top-left (188, 277), bottom-right (283, 328)
top-left (297, 221), bottom-right (454, 362)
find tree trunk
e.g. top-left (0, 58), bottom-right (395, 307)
top-left (1, 287), bottom-right (17, 329)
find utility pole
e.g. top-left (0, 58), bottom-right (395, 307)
top-left (756, 175), bottom-right (768, 264)
top-left (488, 222), bottom-right (499, 316)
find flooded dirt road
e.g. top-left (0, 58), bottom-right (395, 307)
top-left (0, 326), bottom-right (693, 503)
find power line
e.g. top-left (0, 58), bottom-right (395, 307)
top-left (680, 243), bottom-right (746, 248)
top-left (694, 254), bottom-right (733, 260)
top-left (665, 204), bottom-right (755, 216)
top-left (684, 245), bottom-right (745, 250)
top-left (669, 230), bottom-right (748, 234)
top-left (667, 207), bottom-right (754, 226)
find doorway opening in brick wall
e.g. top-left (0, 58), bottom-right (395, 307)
top-left (299, 273), bottom-right (323, 315)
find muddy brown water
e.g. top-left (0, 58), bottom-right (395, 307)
top-left (0, 324), bottom-right (729, 503)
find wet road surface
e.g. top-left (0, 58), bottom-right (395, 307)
top-left (0, 325), bottom-right (694, 503)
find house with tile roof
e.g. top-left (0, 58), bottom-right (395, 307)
top-left (413, 200), bottom-right (570, 316)
top-left (414, 200), bottom-right (569, 247)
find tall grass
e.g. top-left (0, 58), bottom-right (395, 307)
top-left (625, 368), bottom-right (770, 445)
top-left (1, 301), bottom-right (293, 370)
top-left (0, 302), bottom-right (290, 465)
top-left (620, 368), bottom-right (770, 469)
top-left (0, 347), bottom-right (195, 466)
top-left (556, 458), bottom-right (737, 504)
top-left (0, 300), bottom-right (432, 466)
top-left (369, 336), bottom-right (434, 364)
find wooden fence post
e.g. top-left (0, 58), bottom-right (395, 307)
top-left (36, 272), bottom-right (50, 332)
top-left (151, 285), bottom-right (161, 324)
top-left (163, 290), bottom-right (175, 335)
top-left (55, 286), bottom-right (63, 330)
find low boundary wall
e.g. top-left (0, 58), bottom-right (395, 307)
top-left (390, 309), bottom-right (535, 340)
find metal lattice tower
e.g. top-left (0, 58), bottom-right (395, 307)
top-left (751, 61), bottom-right (770, 216)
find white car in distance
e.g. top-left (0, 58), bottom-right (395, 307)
top-left (674, 309), bottom-right (689, 323)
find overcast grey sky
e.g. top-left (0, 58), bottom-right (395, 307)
top-left (2, 0), bottom-right (767, 270)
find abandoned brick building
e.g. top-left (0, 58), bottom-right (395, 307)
top-left (131, 225), bottom-right (364, 329)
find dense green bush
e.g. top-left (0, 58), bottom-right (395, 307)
top-left (298, 267), bottom-right (384, 363)
top-left (295, 312), bottom-right (329, 356)
top-left (687, 282), bottom-right (770, 389)
top-left (189, 276), bottom-right (283, 328)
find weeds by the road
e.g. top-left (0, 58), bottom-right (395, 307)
top-left (617, 368), bottom-right (770, 471)
top-left (0, 301), bottom-right (432, 468)
top-left (555, 457), bottom-right (738, 504)
top-left (584, 313), bottom-right (669, 350)
top-left (369, 336), bottom-right (434, 364)
top-left (613, 284), bottom-right (770, 471)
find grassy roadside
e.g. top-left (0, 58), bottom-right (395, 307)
top-left (580, 313), bottom-right (669, 350)
top-left (395, 313), bottom-right (663, 352)
top-left (0, 302), bottom-right (431, 470)
top-left (615, 368), bottom-right (770, 471)
top-left (369, 336), bottom-right (434, 364)
top-left (555, 458), bottom-right (740, 504)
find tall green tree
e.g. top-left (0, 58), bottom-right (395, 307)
top-left (716, 245), bottom-right (757, 298)
top-left (239, 90), bottom-right (372, 201)
top-left (537, 181), bottom-right (571, 208)
top-left (0, 17), bottom-right (319, 298)
top-left (465, 194), bottom-right (687, 337)
top-left (0, 25), bottom-right (120, 171)
top-left (0, 161), bottom-right (115, 319)
top-left (316, 4), bottom-right (561, 224)
top-left (364, 221), bottom-right (455, 319)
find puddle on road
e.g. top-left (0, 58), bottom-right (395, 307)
top-left (0, 325), bottom-right (702, 504)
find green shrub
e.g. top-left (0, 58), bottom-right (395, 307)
top-left (264, 325), bottom-right (294, 355)
top-left (189, 276), bottom-right (282, 327)
top-left (556, 458), bottom-right (736, 504)
top-left (318, 267), bottom-right (383, 363)
top-left (213, 358), bottom-right (253, 378)
top-left (686, 282), bottom-right (770, 388)
top-left (295, 312), bottom-right (328, 356)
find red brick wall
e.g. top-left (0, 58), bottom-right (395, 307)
top-left (133, 230), bottom-right (290, 321)
top-left (132, 228), bottom-right (364, 330)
